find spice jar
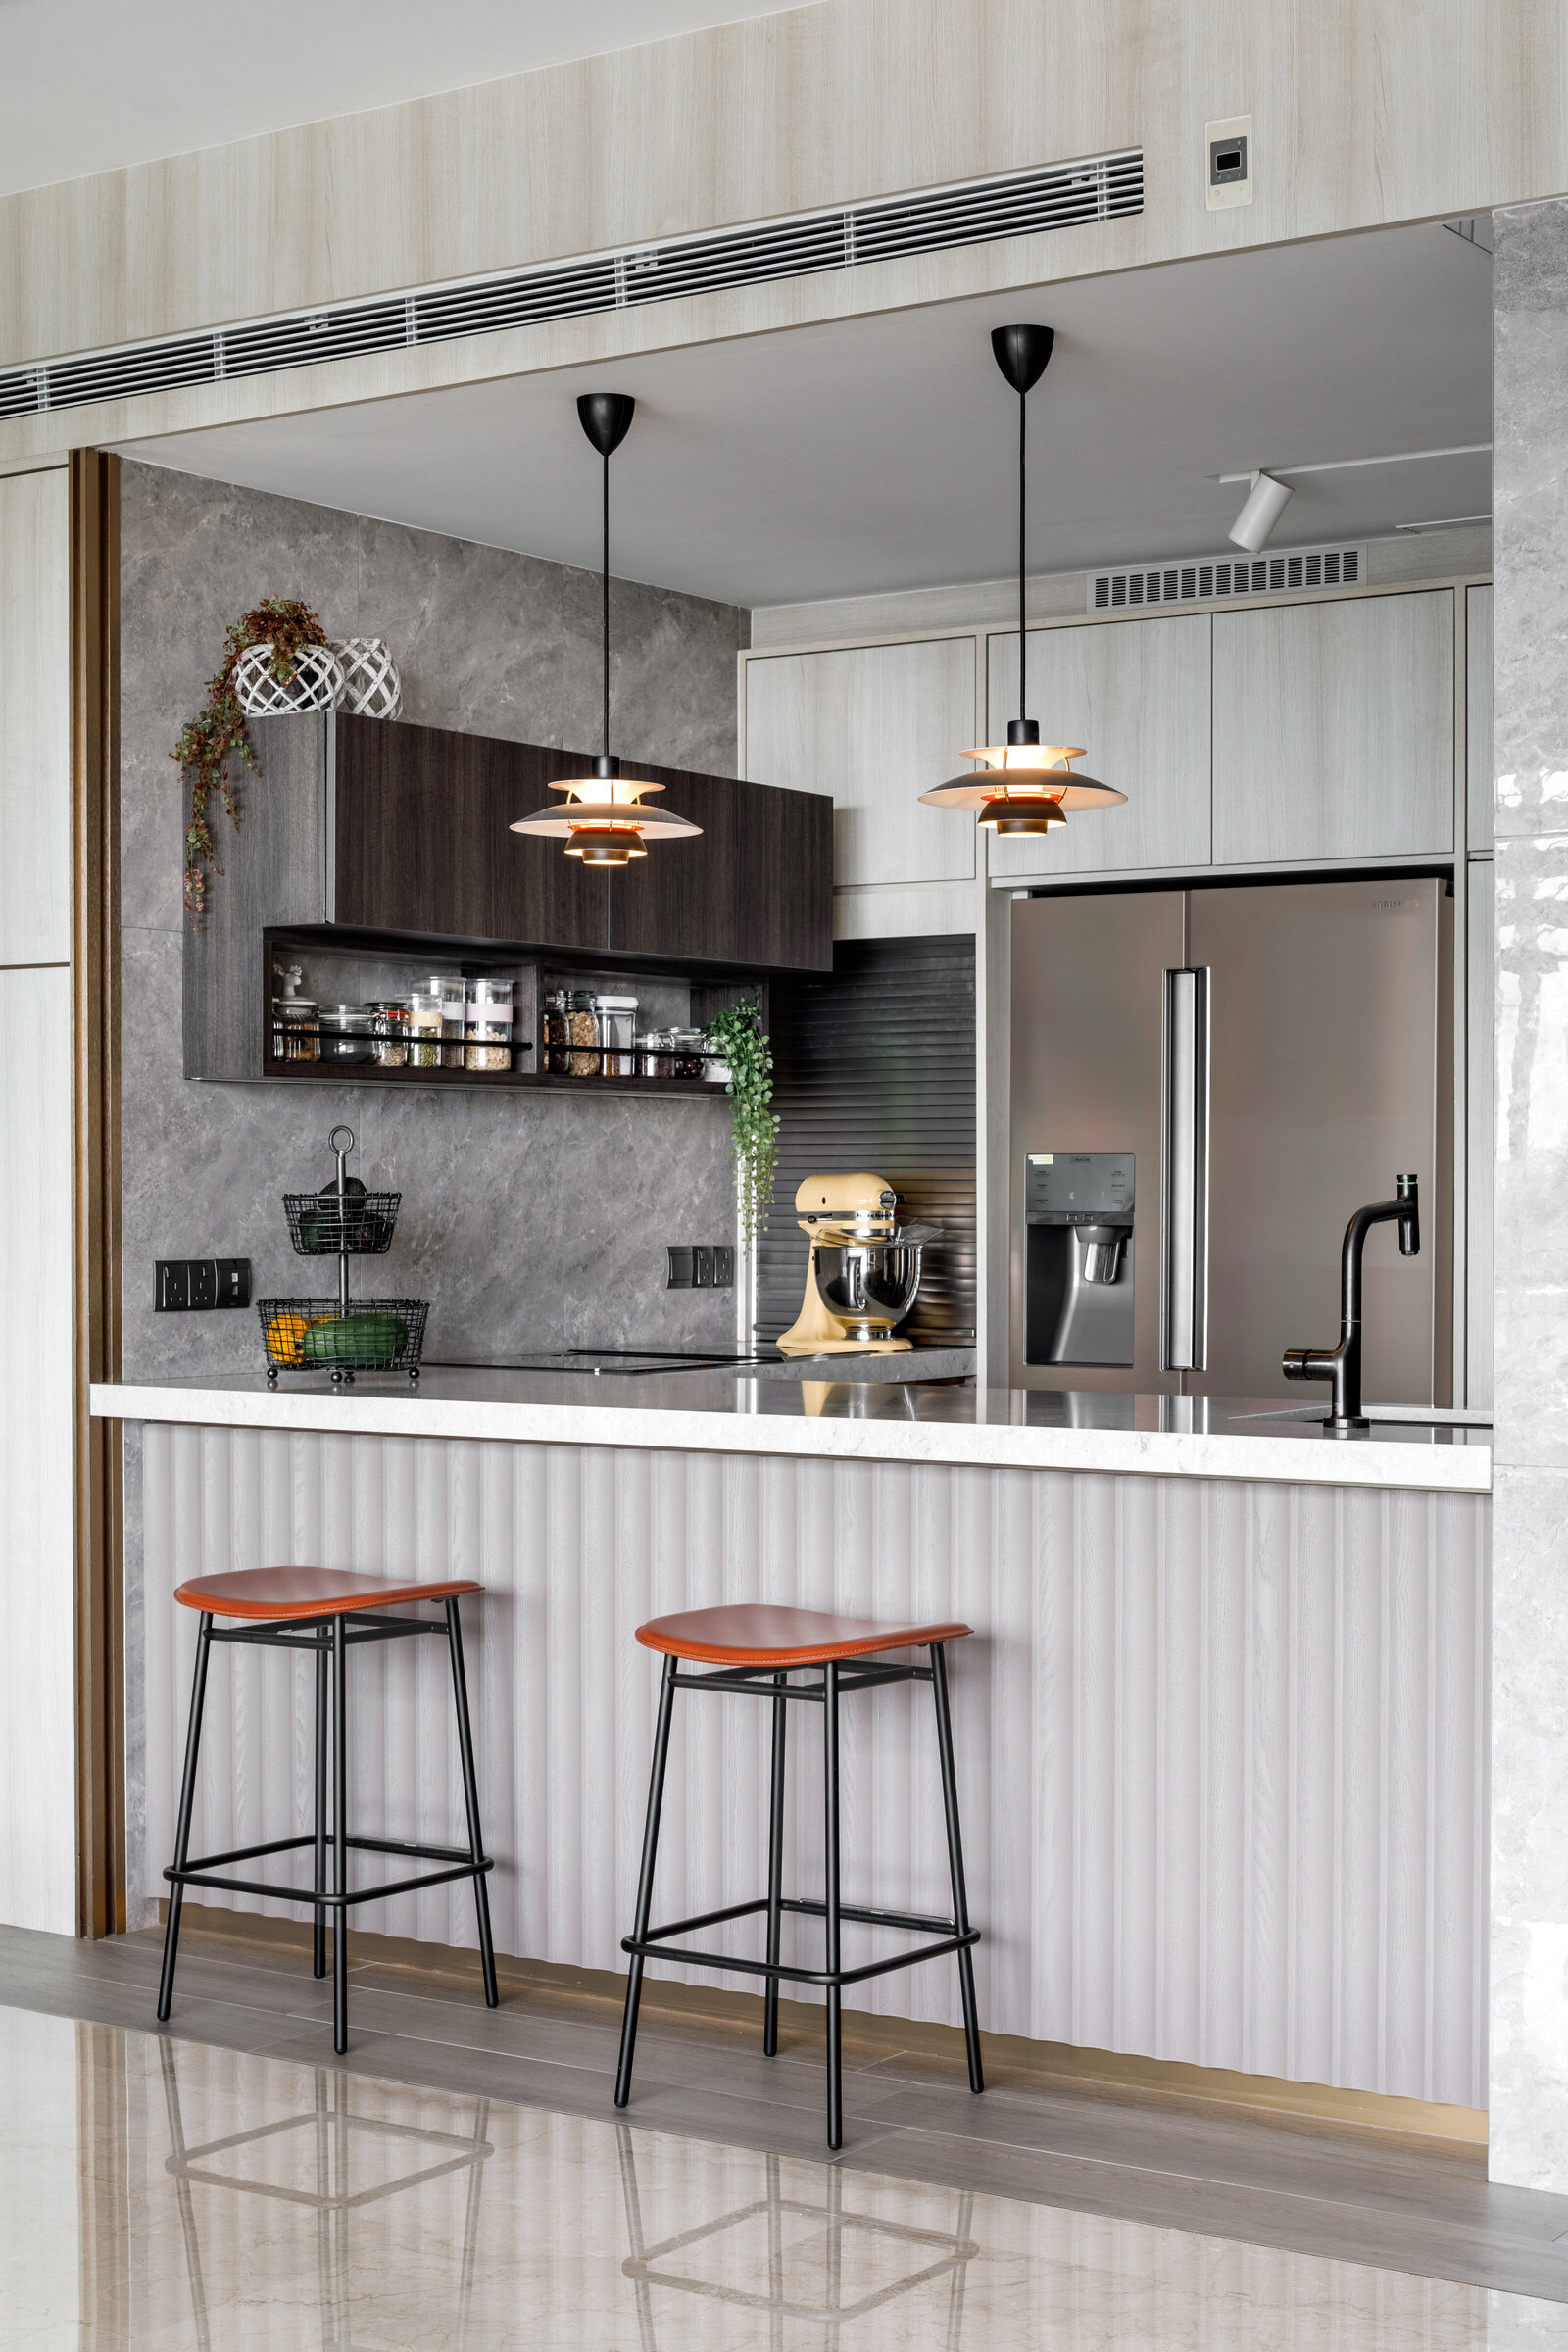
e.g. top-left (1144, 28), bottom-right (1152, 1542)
top-left (409, 989), bottom-right (444, 1069)
top-left (436, 974), bottom-right (466, 1068)
top-left (466, 977), bottom-right (514, 1072)
top-left (637, 1029), bottom-right (673, 1079)
top-left (368, 1002), bottom-right (412, 1068)
top-left (272, 996), bottom-right (318, 1063)
top-left (594, 995), bottom-right (639, 1078)
top-left (670, 1027), bottom-right (709, 1080)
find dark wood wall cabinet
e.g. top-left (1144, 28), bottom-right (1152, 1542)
top-left (184, 712), bottom-right (833, 1085)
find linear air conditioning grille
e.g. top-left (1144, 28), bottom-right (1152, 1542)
top-left (0, 149), bottom-right (1142, 420)
top-left (1089, 544), bottom-right (1363, 611)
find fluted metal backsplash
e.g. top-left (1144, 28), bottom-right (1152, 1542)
top-left (758, 937), bottom-right (976, 1348)
top-left (134, 1425), bottom-right (1488, 2107)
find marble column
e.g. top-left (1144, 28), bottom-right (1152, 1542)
top-left (1490, 195), bottom-right (1568, 2188)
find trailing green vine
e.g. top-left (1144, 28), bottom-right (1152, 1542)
top-left (172, 597), bottom-right (329, 921)
top-left (705, 997), bottom-right (780, 1254)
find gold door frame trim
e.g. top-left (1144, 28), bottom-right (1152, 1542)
top-left (70, 448), bottom-right (123, 1937)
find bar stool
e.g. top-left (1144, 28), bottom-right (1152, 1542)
top-left (157, 1567), bottom-right (499, 2054)
top-left (614, 1603), bottom-right (983, 2149)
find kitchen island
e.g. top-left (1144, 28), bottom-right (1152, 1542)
top-left (93, 1371), bottom-right (1491, 2114)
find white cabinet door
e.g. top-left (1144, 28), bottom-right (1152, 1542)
top-left (1212, 591), bottom-right (1454, 865)
top-left (0, 469), bottom-right (71, 966)
top-left (984, 612), bottom-right (1212, 876)
top-left (744, 638), bottom-right (977, 900)
top-left (1466, 583), bottom-right (1494, 853)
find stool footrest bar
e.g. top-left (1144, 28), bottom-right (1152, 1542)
top-left (167, 1857), bottom-right (492, 1908)
top-left (619, 1929), bottom-right (979, 1989)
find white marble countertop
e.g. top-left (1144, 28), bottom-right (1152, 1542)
top-left (89, 1369), bottom-right (1492, 1493)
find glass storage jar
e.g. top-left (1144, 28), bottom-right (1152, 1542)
top-left (408, 990), bottom-right (444, 1069)
top-left (317, 1007), bottom-right (375, 1064)
top-left (594, 995), bottom-right (639, 1078)
top-left (465, 977), bottom-right (514, 1072)
top-left (670, 1027), bottom-right (709, 1080)
top-left (637, 1029), bottom-right (673, 1079)
top-left (368, 1002), bottom-right (412, 1068)
top-left (272, 996), bottom-right (318, 1063)
top-left (435, 974), bottom-right (466, 1068)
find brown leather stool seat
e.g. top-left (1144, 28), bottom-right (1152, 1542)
top-left (615, 1602), bottom-right (983, 2150)
top-left (157, 1566), bottom-right (498, 2053)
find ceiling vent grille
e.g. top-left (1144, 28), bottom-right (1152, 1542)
top-left (1089, 543), bottom-right (1363, 612)
top-left (0, 148), bottom-right (1142, 423)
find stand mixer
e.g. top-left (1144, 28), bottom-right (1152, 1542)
top-left (776, 1173), bottom-right (938, 1356)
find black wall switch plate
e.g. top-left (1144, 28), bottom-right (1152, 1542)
top-left (156, 1257), bottom-right (253, 1311)
top-left (713, 1247), bottom-right (735, 1289)
top-left (665, 1247), bottom-right (694, 1290)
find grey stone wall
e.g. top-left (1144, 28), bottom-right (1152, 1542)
top-left (120, 459), bottom-right (747, 1376)
top-left (1491, 199), bottom-right (1568, 2189)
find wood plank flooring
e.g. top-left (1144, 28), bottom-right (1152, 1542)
top-left (3, 1919), bottom-right (1566, 2304)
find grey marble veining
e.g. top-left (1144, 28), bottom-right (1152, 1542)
top-left (118, 459), bottom-right (748, 1381)
top-left (1491, 197), bottom-right (1568, 2193)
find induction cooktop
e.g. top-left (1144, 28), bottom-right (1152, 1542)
top-left (427, 1348), bottom-right (767, 1378)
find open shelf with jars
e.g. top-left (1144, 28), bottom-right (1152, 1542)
top-left (257, 928), bottom-right (762, 1097)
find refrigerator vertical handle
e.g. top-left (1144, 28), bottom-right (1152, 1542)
top-left (1160, 967), bottom-right (1210, 1371)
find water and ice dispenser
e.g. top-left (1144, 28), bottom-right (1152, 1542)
top-left (1024, 1152), bottom-right (1136, 1367)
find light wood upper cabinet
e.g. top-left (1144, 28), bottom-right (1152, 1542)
top-left (743, 637), bottom-right (977, 892)
top-left (0, 469), bottom-right (71, 966)
top-left (1466, 583), bottom-right (1494, 852)
top-left (984, 613), bottom-right (1212, 876)
top-left (1212, 591), bottom-right (1454, 865)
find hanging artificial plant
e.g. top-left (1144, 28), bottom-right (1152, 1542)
top-left (172, 598), bottom-right (330, 920)
top-left (704, 997), bottom-right (780, 1254)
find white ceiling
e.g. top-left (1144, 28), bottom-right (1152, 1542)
top-left (0, 0), bottom-right (799, 197)
top-left (119, 220), bottom-right (1493, 612)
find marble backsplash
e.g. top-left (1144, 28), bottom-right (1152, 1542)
top-left (120, 459), bottom-right (746, 1377)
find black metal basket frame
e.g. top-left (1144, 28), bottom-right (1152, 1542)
top-left (259, 1297), bottom-right (429, 1385)
top-left (283, 1190), bottom-right (402, 1256)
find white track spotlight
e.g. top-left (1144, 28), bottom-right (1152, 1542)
top-left (1228, 470), bottom-right (1294, 552)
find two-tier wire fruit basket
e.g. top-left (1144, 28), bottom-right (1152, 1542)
top-left (259, 1125), bottom-right (428, 1382)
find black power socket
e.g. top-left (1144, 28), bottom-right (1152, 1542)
top-left (665, 1245), bottom-right (735, 1290)
top-left (156, 1258), bottom-right (252, 1311)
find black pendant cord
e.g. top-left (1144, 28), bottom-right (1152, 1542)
top-left (602, 450), bottom-right (612, 760)
top-left (1017, 387), bottom-right (1027, 727)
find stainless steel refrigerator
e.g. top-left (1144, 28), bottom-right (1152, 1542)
top-left (1009, 878), bottom-right (1452, 1401)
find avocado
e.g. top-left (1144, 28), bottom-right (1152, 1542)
top-left (301, 1311), bottom-right (409, 1367)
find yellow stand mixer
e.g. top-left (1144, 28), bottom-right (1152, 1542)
top-left (776, 1172), bottom-right (938, 1356)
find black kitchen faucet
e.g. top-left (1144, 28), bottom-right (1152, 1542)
top-left (1282, 1174), bottom-right (1421, 1431)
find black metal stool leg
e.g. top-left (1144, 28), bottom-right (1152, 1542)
top-left (446, 1595), bottom-right (499, 2008)
top-left (762, 1669), bottom-right (788, 2057)
top-left (331, 1614), bottom-right (350, 2055)
top-left (313, 1634), bottom-right (329, 1980)
top-left (158, 1611), bottom-right (213, 2023)
top-left (930, 1642), bottom-right (984, 2094)
top-left (615, 1654), bottom-right (677, 2108)
top-left (823, 1658), bottom-right (843, 2149)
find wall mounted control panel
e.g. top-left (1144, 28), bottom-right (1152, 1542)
top-left (665, 1245), bottom-right (736, 1290)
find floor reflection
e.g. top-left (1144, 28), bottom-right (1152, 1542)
top-left (616, 2127), bottom-right (977, 2346)
top-left (158, 2038), bottom-right (493, 2349)
top-left (0, 2002), bottom-right (1561, 2347)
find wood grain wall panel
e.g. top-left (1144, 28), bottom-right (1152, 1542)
top-left (0, 467), bottom-right (70, 964)
top-left (744, 639), bottom-right (977, 894)
top-left (985, 614), bottom-right (1212, 878)
top-left (4, 1), bottom-right (1564, 460)
top-left (1212, 593), bottom-right (1455, 865)
top-left (0, 967), bottom-right (77, 1935)
top-left (135, 1426), bottom-right (1490, 2105)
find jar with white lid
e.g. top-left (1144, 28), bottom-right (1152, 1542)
top-left (466, 977), bottom-right (514, 1072)
top-left (594, 995), bottom-right (639, 1078)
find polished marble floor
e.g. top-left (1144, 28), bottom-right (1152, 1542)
top-left (3, 1999), bottom-right (1568, 2350)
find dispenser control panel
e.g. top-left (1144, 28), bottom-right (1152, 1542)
top-left (1025, 1152), bottom-right (1135, 1224)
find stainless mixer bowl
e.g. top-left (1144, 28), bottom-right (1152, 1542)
top-left (813, 1226), bottom-right (938, 1333)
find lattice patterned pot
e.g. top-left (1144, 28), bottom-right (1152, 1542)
top-left (333, 637), bottom-right (403, 720)
top-left (233, 640), bottom-right (345, 715)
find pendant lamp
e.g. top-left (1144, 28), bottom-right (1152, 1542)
top-left (920, 325), bottom-right (1126, 836)
top-left (511, 393), bottom-right (701, 868)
